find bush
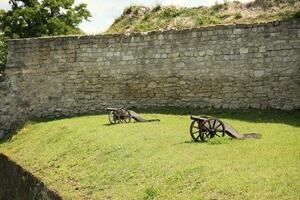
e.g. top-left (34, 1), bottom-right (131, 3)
top-left (234, 12), bottom-right (243, 19)
top-left (162, 7), bottom-right (183, 18)
top-left (293, 10), bottom-right (300, 18)
top-left (278, 10), bottom-right (300, 19)
top-left (197, 15), bottom-right (220, 25)
top-left (123, 6), bottom-right (135, 15)
top-left (212, 1), bottom-right (228, 12)
top-left (0, 35), bottom-right (7, 75)
top-left (152, 4), bottom-right (161, 12)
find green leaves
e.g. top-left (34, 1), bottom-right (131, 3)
top-left (0, 35), bottom-right (7, 74)
top-left (0, 0), bottom-right (91, 74)
top-left (0, 0), bottom-right (91, 39)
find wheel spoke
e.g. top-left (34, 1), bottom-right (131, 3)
top-left (215, 123), bottom-right (222, 129)
top-left (208, 121), bottom-right (211, 129)
top-left (202, 125), bottom-right (210, 132)
top-left (212, 120), bottom-right (216, 128)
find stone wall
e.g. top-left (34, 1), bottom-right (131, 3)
top-left (0, 153), bottom-right (62, 200)
top-left (0, 80), bottom-right (28, 138)
top-left (0, 19), bottom-right (300, 138)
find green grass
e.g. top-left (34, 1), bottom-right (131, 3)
top-left (197, 15), bottom-right (220, 25)
top-left (107, 2), bottom-right (300, 34)
top-left (0, 109), bottom-right (300, 199)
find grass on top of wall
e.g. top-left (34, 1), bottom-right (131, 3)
top-left (107, 1), bottom-right (300, 34)
top-left (0, 108), bottom-right (299, 200)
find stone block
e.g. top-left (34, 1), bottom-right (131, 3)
top-left (206, 50), bottom-right (214, 56)
top-left (233, 29), bottom-right (242, 34)
top-left (254, 70), bottom-right (264, 77)
top-left (199, 51), bottom-right (206, 57)
top-left (239, 48), bottom-right (248, 54)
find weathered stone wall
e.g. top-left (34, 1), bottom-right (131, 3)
top-left (0, 79), bottom-right (28, 138)
top-left (0, 19), bottom-right (299, 137)
top-left (0, 153), bottom-right (62, 200)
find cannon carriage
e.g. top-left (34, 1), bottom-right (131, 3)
top-left (106, 107), bottom-right (132, 124)
top-left (190, 116), bottom-right (261, 142)
top-left (106, 107), bottom-right (260, 141)
top-left (190, 116), bottom-right (226, 142)
top-left (106, 107), bottom-right (160, 124)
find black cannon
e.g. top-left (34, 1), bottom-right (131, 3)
top-left (190, 116), bottom-right (261, 142)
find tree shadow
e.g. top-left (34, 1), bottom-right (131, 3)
top-left (0, 122), bottom-right (26, 145)
top-left (1, 107), bottom-right (299, 145)
top-left (132, 107), bottom-right (300, 127)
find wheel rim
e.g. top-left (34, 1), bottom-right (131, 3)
top-left (190, 120), bottom-right (202, 142)
top-left (108, 111), bottom-right (117, 124)
top-left (200, 119), bottom-right (225, 141)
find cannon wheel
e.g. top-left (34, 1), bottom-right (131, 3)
top-left (199, 118), bottom-right (225, 142)
top-left (190, 120), bottom-right (202, 142)
top-left (108, 111), bottom-right (118, 124)
top-left (119, 109), bottom-right (131, 123)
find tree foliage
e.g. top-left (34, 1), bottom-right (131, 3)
top-left (0, 0), bottom-right (91, 76)
top-left (0, 0), bottom-right (91, 38)
top-left (0, 35), bottom-right (7, 75)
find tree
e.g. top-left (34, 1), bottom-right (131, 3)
top-left (0, 0), bottom-right (91, 38)
top-left (0, 35), bottom-right (7, 77)
top-left (0, 0), bottom-right (91, 76)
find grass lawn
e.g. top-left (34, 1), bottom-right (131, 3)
top-left (0, 108), bottom-right (299, 200)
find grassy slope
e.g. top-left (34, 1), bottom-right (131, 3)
top-left (0, 109), bottom-right (299, 200)
top-left (107, 0), bottom-right (300, 34)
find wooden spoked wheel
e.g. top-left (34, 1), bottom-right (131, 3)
top-left (108, 109), bottom-right (131, 124)
top-left (199, 118), bottom-right (225, 142)
top-left (108, 111), bottom-right (117, 124)
top-left (190, 120), bottom-right (202, 142)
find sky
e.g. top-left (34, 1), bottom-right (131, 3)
top-left (0, 0), bottom-right (252, 34)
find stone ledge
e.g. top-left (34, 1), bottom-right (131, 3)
top-left (6, 18), bottom-right (300, 43)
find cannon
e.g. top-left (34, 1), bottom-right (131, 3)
top-left (106, 107), bottom-right (160, 124)
top-left (190, 116), bottom-right (261, 142)
top-left (106, 107), bottom-right (132, 124)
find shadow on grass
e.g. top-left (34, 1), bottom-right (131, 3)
top-left (103, 123), bottom-right (114, 126)
top-left (1, 107), bottom-right (299, 145)
top-left (132, 107), bottom-right (300, 127)
top-left (175, 137), bottom-right (233, 145)
top-left (19, 107), bottom-right (300, 128)
top-left (0, 121), bottom-right (27, 145)
top-left (175, 140), bottom-right (197, 145)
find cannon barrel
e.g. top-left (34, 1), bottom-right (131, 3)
top-left (105, 107), bottom-right (119, 111)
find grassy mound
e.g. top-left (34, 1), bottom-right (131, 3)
top-left (107, 0), bottom-right (300, 34)
top-left (0, 109), bottom-right (299, 199)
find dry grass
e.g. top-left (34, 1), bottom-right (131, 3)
top-left (107, 0), bottom-right (300, 34)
